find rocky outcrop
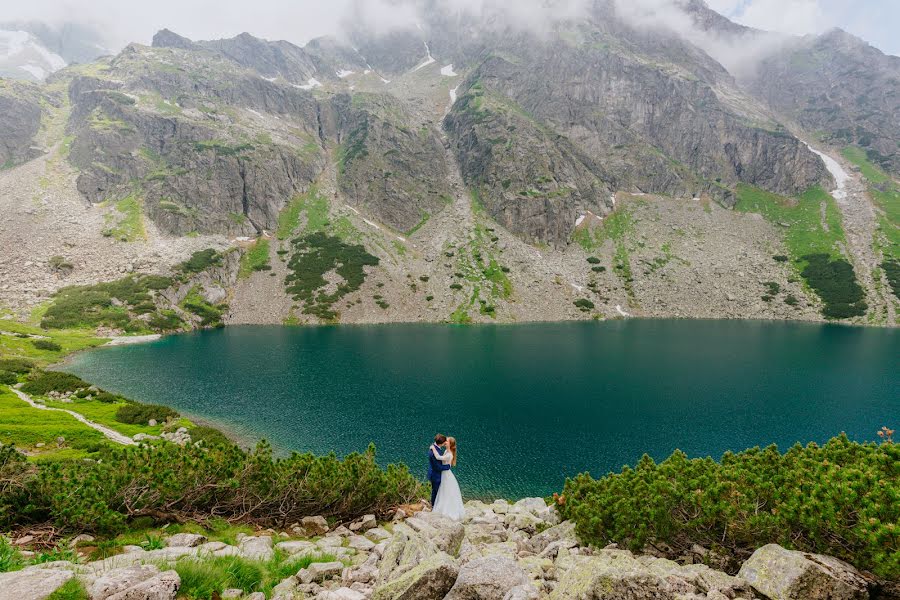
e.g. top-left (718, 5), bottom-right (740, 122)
top-left (336, 92), bottom-right (452, 234)
top-left (0, 80), bottom-right (43, 167)
top-left (745, 29), bottom-right (900, 177)
top-left (372, 552), bottom-right (460, 600)
top-left (738, 544), bottom-right (870, 600)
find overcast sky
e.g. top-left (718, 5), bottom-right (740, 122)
top-left (2, 0), bottom-right (897, 56)
top-left (707, 0), bottom-right (899, 55)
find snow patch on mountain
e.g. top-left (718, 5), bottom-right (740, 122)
top-left (412, 40), bottom-right (435, 72)
top-left (440, 64), bottom-right (457, 76)
top-left (804, 143), bottom-right (850, 201)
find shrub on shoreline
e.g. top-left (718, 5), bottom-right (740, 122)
top-left (1, 441), bottom-right (422, 535)
top-left (558, 434), bottom-right (899, 579)
top-left (115, 403), bottom-right (179, 425)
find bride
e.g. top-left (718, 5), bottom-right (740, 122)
top-left (431, 436), bottom-right (465, 520)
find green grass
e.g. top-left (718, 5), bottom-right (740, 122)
top-left (238, 238), bottom-right (271, 278)
top-left (277, 186), bottom-right (329, 240)
top-left (735, 185), bottom-right (868, 318)
top-left (180, 287), bottom-right (226, 328)
top-left (735, 185), bottom-right (845, 264)
top-left (46, 578), bottom-right (88, 600)
top-left (176, 249), bottom-right (224, 274)
top-left (0, 319), bottom-right (106, 364)
top-left (582, 206), bottom-right (635, 296)
top-left (0, 387), bottom-right (106, 457)
top-left (102, 196), bottom-right (145, 242)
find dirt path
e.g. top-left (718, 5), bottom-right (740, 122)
top-left (10, 387), bottom-right (135, 445)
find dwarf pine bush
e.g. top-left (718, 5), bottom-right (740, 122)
top-left (2, 441), bottom-right (421, 535)
top-left (558, 434), bottom-right (899, 578)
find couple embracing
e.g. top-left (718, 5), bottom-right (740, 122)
top-left (427, 434), bottom-right (465, 520)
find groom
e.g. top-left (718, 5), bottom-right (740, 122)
top-left (427, 433), bottom-right (451, 506)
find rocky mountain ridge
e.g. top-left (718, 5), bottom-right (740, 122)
top-left (0, 1), bottom-right (898, 328)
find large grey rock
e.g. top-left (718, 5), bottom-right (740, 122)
top-left (524, 521), bottom-right (577, 554)
top-left (105, 570), bottom-right (180, 600)
top-left (738, 544), bottom-right (869, 600)
top-left (318, 588), bottom-right (368, 600)
top-left (88, 565), bottom-right (162, 599)
top-left (239, 535), bottom-right (274, 561)
top-left (378, 523), bottom-right (441, 584)
top-left (165, 533), bottom-right (207, 548)
top-left (445, 555), bottom-right (531, 600)
top-left (502, 585), bottom-right (540, 600)
top-left (303, 516), bottom-right (330, 536)
top-left (406, 512), bottom-right (466, 555)
top-left (276, 540), bottom-right (318, 555)
top-left (0, 569), bottom-right (74, 600)
top-left (350, 514), bottom-right (377, 532)
top-left (298, 561), bottom-right (345, 584)
top-left (372, 552), bottom-right (459, 600)
top-left (549, 550), bottom-right (696, 599)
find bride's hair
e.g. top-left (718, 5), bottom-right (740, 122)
top-left (447, 437), bottom-right (457, 467)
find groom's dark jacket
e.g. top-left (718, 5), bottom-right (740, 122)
top-left (427, 444), bottom-right (451, 483)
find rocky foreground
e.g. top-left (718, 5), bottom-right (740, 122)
top-left (0, 497), bottom-right (881, 600)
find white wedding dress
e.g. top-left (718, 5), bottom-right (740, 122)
top-left (432, 448), bottom-right (465, 520)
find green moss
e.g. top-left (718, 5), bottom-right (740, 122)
top-left (102, 196), bottom-right (145, 242)
top-left (277, 186), bottom-right (329, 240)
top-left (238, 239), bottom-right (271, 279)
top-left (176, 249), bottom-right (223, 274)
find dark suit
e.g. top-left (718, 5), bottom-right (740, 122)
top-left (427, 444), bottom-right (451, 506)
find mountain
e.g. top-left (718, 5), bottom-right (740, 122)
top-left (0, 1), bottom-right (897, 328)
top-left (0, 22), bottom-right (109, 81)
top-left (745, 28), bottom-right (900, 177)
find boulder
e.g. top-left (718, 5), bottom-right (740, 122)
top-left (373, 552), bottom-right (459, 600)
top-left (239, 535), bottom-right (274, 561)
top-left (88, 565), bottom-right (162, 599)
top-left (524, 521), bottom-right (577, 554)
top-left (350, 514), bottom-right (377, 532)
top-left (221, 590), bottom-right (243, 599)
top-left (165, 533), bottom-right (207, 548)
top-left (503, 512), bottom-right (543, 534)
top-left (329, 525), bottom-right (354, 538)
top-left (445, 555), bottom-right (531, 600)
top-left (405, 512), bottom-right (466, 555)
top-left (276, 540), bottom-right (318, 555)
top-left (303, 515), bottom-right (330, 536)
top-left (69, 534), bottom-right (96, 547)
top-left (549, 550), bottom-right (696, 599)
top-left (738, 544), bottom-right (869, 600)
top-left (378, 524), bottom-right (441, 584)
top-left (105, 570), bottom-right (180, 600)
top-left (298, 561), bottom-right (345, 584)
top-left (0, 569), bottom-right (74, 600)
top-left (348, 535), bottom-right (377, 551)
top-left (366, 527), bottom-right (393, 542)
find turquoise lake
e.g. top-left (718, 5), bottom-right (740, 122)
top-left (63, 320), bottom-right (899, 498)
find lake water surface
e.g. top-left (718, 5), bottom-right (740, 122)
top-left (64, 320), bottom-right (899, 498)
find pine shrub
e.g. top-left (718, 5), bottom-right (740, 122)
top-left (115, 403), bottom-right (179, 425)
top-left (558, 435), bottom-right (899, 578)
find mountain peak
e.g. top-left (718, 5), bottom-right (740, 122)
top-left (151, 29), bottom-right (197, 50)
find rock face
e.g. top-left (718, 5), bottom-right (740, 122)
top-left (0, 80), bottom-right (43, 167)
top-left (738, 543), bottom-right (870, 600)
top-left (746, 29), bottom-right (900, 177)
top-left (373, 552), bottom-right (460, 600)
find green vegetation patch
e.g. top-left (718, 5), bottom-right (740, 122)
top-left (176, 249), bottom-right (224, 274)
top-left (193, 140), bottom-right (254, 157)
top-left (102, 196), bottom-right (145, 242)
top-left (115, 403), bottom-right (179, 425)
top-left (735, 185), bottom-right (866, 318)
top-left (20, 371), bottom-right (89, 396)
top-left (238, 238), bottom-right (271, 278)
top-left (882, 259), bottom-right (900, 301)
top-left (41, 275), bottom-right (175, 332)
top-left (284, 232), bottom-right (379, 321)
top-left (0, 321), bottom-right (104, 365)
top-left (277, 186), bottom-right (329, 240)
top-left (0, 441), bottom-right (421, 535)
top-left (0, 388), bottom-right (107, 457)
top-left (180, 287), bottom-right (226, 328)
top-left (559, 434), bottom-right (899, 579)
